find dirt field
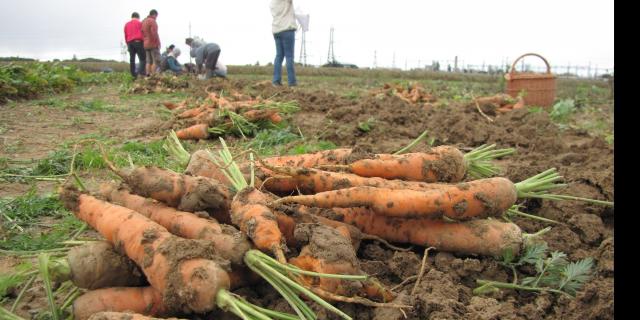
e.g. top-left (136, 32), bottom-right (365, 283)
top-left (0, 73), bottom-right (613, 319)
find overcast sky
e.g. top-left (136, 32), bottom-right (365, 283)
top-left (0, 0), bottom-right (614, 72)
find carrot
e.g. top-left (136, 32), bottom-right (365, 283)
top-left (269, 112), bottom-right (283, 123)
top-left (274, 177), bottom-right (518, 220)
top-left (184, 149), bottom-right (231, 186)
top-left (242, 108), bottom-right (279, 121)
top-left (288, 224), bottom-right (396, 303)
top-left (177, 106), bottom-right (211, 119)
top-left (100, 183), bottom-right (249, 266)
top-left (105, 161), bottom-right (231, 214)
top-left (330, 207), bottom-right (525, 257)
top-left (88, 311), bottom-right (186, 320)
top-left (60, 186), bottom-right (231, 314)
top-left (175, 123), bottom-right (209, 140)
top-left (53, 241), bottom-right (146, 289)
top-left (162, 102), bottom-right (179, 110)
top-left (260, 148), bottom-right (354, 168)
top-left (231, 186), bottom-right (287, 262)
top-left (337, 146), bottom-right (466, 182)
top-left (73, 287), bottom-right (166, 320)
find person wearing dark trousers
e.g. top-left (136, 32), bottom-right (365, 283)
top-left (270, 0), bottom-right (297, 86)
top-left (186, 38), bottom-right (222, 79)
top-left (124, 12), bottom-right (146, 77)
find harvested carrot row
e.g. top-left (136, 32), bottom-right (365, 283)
top-left (329, 207), bottom-right (525, 257)
top-left (73, 287), bottom-right (166, 320)
top-left (99, 183), bottom-right (249, 266)
top-left (60, 185), bottom-right (231, 314)
top-left (260, 148), bottom-right (354, 168)
top-left (176, 105), bottom-right (212, 119)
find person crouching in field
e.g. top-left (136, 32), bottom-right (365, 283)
top-left (124, 12), bottom-right (146, 78)
top-left (161, 48), bottom-right (184, 75)
top-left (142, 9), bottom-right (161, 76)
top-left (186, 38), bottom-right (225, 79)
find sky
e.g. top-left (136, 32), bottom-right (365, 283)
top-left (0, 0), bottom-right (614, 72)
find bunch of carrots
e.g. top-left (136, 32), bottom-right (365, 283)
top-left (472, 93), bottom-right (525, 114)
top-left (370, 82), bottom-right (436, 106)
top-left (164, 91), bottom-right (299, 141)
top-left (5, 130), bottom-right (612, 320)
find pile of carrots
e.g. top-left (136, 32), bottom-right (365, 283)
top-left (128, 73), bottom-right (190, 94)
top-left (163, 91), bottom-right (296, 141)
top-left (370, 82), bottom-right (436, 107)
top-left (13, 130), bottom-right (610, 320)
top-left (472, 93), bottom-right (525, 114)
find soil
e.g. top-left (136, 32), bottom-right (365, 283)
top-left (0, 78), bottom-right (613, 319)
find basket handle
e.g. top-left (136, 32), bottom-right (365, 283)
top-left (509, 53), bottom-right (552, 74)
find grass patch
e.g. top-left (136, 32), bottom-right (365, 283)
top-left (0, 189), bottom-right (84, 251)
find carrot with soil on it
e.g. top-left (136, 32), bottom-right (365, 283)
top-left (318, 144), bottom-right (515, 182)
top-left (215, 138), bottom-right (402, 320)
top-left (100, 144), bottom-right (232, 213)
top-left (60, 185), bottom-right (295, 319)
top-left (272, 168), bottom-right (613, 220)
top-left (99, 183), bottom-right (251, 267)
top-left (72, 286), bottom-right (166, 320)
top-left (328, 207), bottom-right (539, 257)
top-left (87, 311), bottom-right (186, 320)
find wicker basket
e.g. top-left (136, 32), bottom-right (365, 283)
top-left (505, 53), bottom-right (556, 107)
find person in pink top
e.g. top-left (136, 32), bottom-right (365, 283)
top-left (124, 12), bottom-right (146, 78)
top-left (141, 9), bottom-right (161, 75)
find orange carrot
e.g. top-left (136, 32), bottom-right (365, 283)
top-left (269, 112), bottom-right (283, 123)
top-left (100, 184), bottom-right (249, 266)
top-left (106, 164), bottom-right (231, 214)
top-left (88, 311), bottom-right (186, 320)
top-left (231, 187), bottom-right (286, 262)
top-left (60, 186), bottom-right (231, 314)
top-left (340, 146), bottom-right (466, 182)
top-left (242, 108), bottom-right (279, 121)
top-left (184, 149), bottom-right (231, 185)
top-left (274, 177), bottom-right (518, 220)
top-left (260, 148), bottom-right (354, 168)
top-left (73, 287), bottom-right (166, 320)
top-left (175, 123), bottom-right (209, 140)
top-left (288, 224), bottom-right (395, 303)
top-left (177, 105), bottom-right (214, 119)
top-left (332, 207), bottom-right (524, 257)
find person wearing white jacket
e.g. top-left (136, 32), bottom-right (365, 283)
top-left (270, 0), bottom-right (297, 86)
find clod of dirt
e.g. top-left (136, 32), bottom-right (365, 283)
top-left (387, 251), bottom-right (420, 279)
top-left (466, 296), bottom-right (518, 320)
top-left (596, 237), bottom-right (614, 275)
top-left (568, 213), bottom-right (604, 245)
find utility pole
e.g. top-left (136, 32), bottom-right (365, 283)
top-left (299, 29), bottom-right (307, 66)
top-left (120, 41), bottom-right (127, 62)
top-left (373, 50), bottom-right (377, 69)
top-left (392, 52), bottom-right (396, 69)
top-left (454, 56), bottom-right (458, 72)
top-left (188, 21), bottom-right (192, 64)
top-left (327, 27), bottom-right (335, 64)
top-left (404, 59), bottom-right (407, 71)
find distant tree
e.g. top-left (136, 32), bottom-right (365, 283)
top-left (255, 61), bottom-right (260, 66)
top-left (72, 54), bottom-right (78, 61)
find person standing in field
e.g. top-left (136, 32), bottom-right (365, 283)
top-left (141, 9), bottom-right (161, 76)
top-left (123, 12), bottom-right (146, 78)
top-left (270, 0), bottom-right (297, 86)
top-left (185, 38), bottom-right (223, 80)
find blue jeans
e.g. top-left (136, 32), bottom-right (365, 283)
top-left (273, 30), bottom-right (297, 86)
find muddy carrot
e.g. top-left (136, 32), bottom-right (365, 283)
top-left (87, 312), bottom-right (186, 320)
top-left (274, 177), bottom-right (518, 220)
top-left (60, 185), bottom-right (230, 314)
top-left (104, 158), bottom-right (231, 214)
top-left (100, 183), bottom-right (249, 266)
top-left (73, 287), bottom-right (166, 320)
top-left (333, 207), bottom-right (524, 257)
